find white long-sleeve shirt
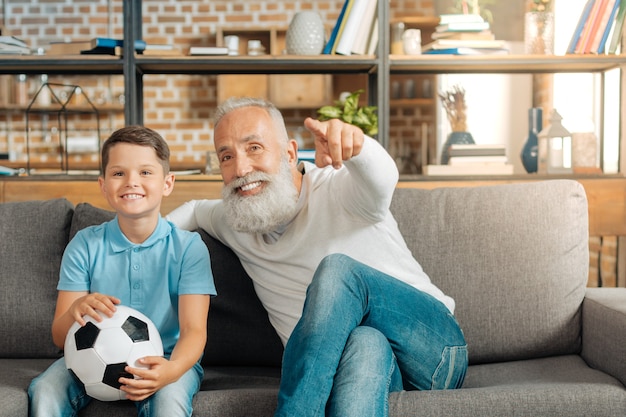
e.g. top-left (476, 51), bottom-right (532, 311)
top-left (167, 137), bottom-right (454, 345)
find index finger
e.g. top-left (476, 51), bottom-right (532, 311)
top-left (325, 120), bottom-right (345, 169)
top-left (304, 117), bottom-right (325, 137)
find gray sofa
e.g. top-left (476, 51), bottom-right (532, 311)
top-left (1, 179), bottom-right (625, 416)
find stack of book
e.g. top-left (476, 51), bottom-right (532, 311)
top-left (323, 0), bottom-right (379, 56)
top-left (423, 14), bottom-right (509, 55)
top-left (424, 144), bottom-right (514, 176)
top-left (0, 36), bottom-right (31, 55)
top-left (142, 43), bottom-right (182, 56)
top-left (188, 46), bottom-right (229, 56)
top-left (47, 38), bottom-right (146, 56)
top-left (567, 0), bottom-right (626, 55)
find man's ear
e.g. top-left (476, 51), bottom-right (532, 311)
top-left (287, 139), bottom-right (299, 166)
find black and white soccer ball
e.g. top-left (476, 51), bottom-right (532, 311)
top-left (64, 305), bottom-right (164, 401)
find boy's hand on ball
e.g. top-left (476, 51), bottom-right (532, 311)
top-left (120, 356), bottom-right (175, 401)
top-left (70, 293), bottom-right (120, 326)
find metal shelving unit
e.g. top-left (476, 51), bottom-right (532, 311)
top-left (1, 0), bottom-right (624, 167)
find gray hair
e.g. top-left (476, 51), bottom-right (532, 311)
top-left (214, 97), bottom-right (290, 146)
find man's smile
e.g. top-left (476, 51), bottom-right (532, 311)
top-left (239, 181), bottom-right (262, 192)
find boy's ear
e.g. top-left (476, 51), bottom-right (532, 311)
top-left (163, 173), bottom-right (175, 196)
top-left (98, 175), bottom-right (106, 195)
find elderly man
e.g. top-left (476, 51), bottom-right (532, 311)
top-left (168, 97), bottom-right (467, 417)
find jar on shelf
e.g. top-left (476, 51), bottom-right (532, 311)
top-left (391, 22), bottom-right (405, 55)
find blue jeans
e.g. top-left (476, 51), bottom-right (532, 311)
top-left (275, 254), bottom-right (468, 417)
top-left (28, 357), bottom-right (203, 417)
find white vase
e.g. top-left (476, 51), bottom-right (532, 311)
top-left (286, 11), bottom-right (325, 55)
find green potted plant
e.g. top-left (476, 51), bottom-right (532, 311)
top-left (316, 89), bottom-right (378, 136)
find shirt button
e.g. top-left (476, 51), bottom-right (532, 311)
top-left (133, 283), bottom-right (140, 289)
top-left (133, 265), bottom-right (139, 270)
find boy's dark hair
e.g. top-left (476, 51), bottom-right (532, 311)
top-left (101, 125), bottom-right (170, 175)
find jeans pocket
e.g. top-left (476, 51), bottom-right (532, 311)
top-left (431, 345), bottom-right (468, 390)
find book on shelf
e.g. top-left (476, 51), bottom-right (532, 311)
top-left (323, 0), bottom-right (348, 54)
top-left (335, 0), bottom-right (371, 55)
top-left (91, 38), bottom-right (146, 50)
top-left (366, 16), bottom-right (379, 55)
top-left (188, 46), bottom-right (229, 55)
top-left (590, 0), bottom-right (619, 53)
top-left (447, 155), bottom-right (509, 165)
top-left (144, 43), bottom-right (175, 51)
top-left (423, 46), bottom-right (508, 55)
top-left (423, 163), bottom-right (514, 176)
top-left (438, 14), bottom-right (486, 25)
top-left (324, 0), bottom-right (355, 54)
top-left (0, 165), bottom-right (19, 176)
top-left (142, 48), bottom-right (183, 56)
top-left (596, 0), bottom-right (621, 53)
top-left (447, 143), bottom-right (507, 157)
top-left (435, 21), bottom-right (490, 33)
top-left (567, 0), bottom-right (625, 54)
top-left (431, 30), bottom-right (495, 40)
top-left (350, 0), bottom-right (378, 55)
top-left (567, 0), bottom-right (596, 54)
top-left (575, 0), bottom-right (604, 53)
top-left (142, 43), bottom-right (182, 56)
top-left (47, 40), bottom-right (92, 55)
top-left (582, 0), bottom-right (610, 53)
top-left (47, 38), bottom-right (146, 55)
top-left (422, 38), bottom-right (508, 51)
top-left (608, 0), bottom-right (626, 53)
top-left (0, 35), bottom-right (30, 55)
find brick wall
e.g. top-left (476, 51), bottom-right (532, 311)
top-left (0, 0), bottom-right (435, 170)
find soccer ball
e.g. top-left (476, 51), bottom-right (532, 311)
top-left (64, 305), bottom-right (164, 401)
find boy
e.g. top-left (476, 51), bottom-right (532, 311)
top-left (28, 126), bottom-right (216, 417)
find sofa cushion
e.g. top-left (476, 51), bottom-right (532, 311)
top-left (70, 203), bottom-right (284, 367)
top-left (0, 199), bottom-right (74, 358)
top-left (69, 202), bottom-right (115, 239)
top-left (390, 180), bottom-right (589, 364)
top-left (197, 229), bottom-right (284, 367)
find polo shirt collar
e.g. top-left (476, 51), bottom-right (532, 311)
top-left (107, 216), bottom-right (172, 252)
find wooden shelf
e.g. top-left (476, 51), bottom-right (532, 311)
top-left (391, 54), bottom-right (626, 74)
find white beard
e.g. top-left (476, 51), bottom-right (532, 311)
top-left (222, 158), bottom-right (299, 234)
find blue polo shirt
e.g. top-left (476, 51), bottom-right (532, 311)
top-left (58, 216), bottom-right (216, 355)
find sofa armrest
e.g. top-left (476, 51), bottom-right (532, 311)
top-left (581, 287), bottom-right (626, 386)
